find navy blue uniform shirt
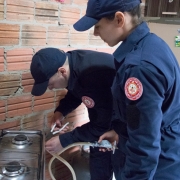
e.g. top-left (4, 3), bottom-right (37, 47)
top-left (55, 50), bottom-right (115, 147)
top-left (111, 22), bottom-right (180, 180)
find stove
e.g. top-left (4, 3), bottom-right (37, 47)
top-left (0, 130), bottom-right (44, 180)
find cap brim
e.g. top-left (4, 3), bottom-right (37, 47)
top-left (73, 16), bottom-right (99, 31)
top-left (31, 80), bottom-right (49, 96)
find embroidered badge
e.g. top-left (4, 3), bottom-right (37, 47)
top-left (82, 96), bottom-right (95, 108)
top-left (125, 77), bottom-right (143, 101)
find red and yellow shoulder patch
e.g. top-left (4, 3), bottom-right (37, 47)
top-left (82, 96), bottom-right (95, 108)
top-left (125, 77), bottom-right (143, 100)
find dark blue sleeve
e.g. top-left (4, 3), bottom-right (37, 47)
top-left (122, 64), bottom-right (166, 179)
top-left (111, 101), bottom-right (122, 134)
top-left (60, 110), bottom-right (112, 147)
top-left (60, 123), bottom-right (102, 147)
top-left (55, 90), bottom-right (82, 116)
top-left (60, 89), bottom-right (113, 147)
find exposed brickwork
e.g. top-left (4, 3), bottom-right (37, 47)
top-left (52, 0), bottom-right (72, 4)
top-left (47, 26), bottom-right (69, 45)
top-left (0, 74), bottom-right (20, 96)
top-left (35, 1), bottom-right (59, 24)
top-left (0, 119), bottom-right (21, 130)
top-left (0, 0), bottom-right (4, 20)
top-left (33, 91), bottom-right (55, 112)
top-left (6, 0), bottom-right (34, 21)
top-left (22, 113), bottom-right (45, 130)
top-left (0, 48), bottom-right (4, 71)
top-left (22, 25), bottom-right (46, 46)
top-left (6, 0), bottom-right (34, 7)
top-left (7, 95), bottom-right (32, 118)
top-left (0, 100), bottom-right (6, 121)
top-left (46, 111), bottom-right (54, 128)
top-left (73, 0), bottom-right (88, 5)
top-left (22, 72), bottom-right (34, 93)
top-left (60, 6), bottom-right (80, 25)
top-left (81, 7), bottom-right (86, 16)
top-left (0, 24), bottom-right (20, 45)
top-left (6, 48), bottom-right (33, 71)
top-left (70, 28), bottom-right (89, 46)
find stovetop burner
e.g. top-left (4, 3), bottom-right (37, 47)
top-left (0, 130), bottom-right (45, 180)
top-left (2, 161), bottom-right (27, 177)
top-left (12, 134), bottom-right (32, 145)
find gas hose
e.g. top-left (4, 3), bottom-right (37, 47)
top-left (47, 142), bottom-right (92, 180)
top-left (47, 140), bottom-right (116, 180)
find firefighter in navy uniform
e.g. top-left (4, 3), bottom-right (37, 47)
top-left (30, 47), bottom-right (115, 180)
top-left (73, 0), bottom-right (180, 179)
top-left (108, 28), bottom-right (180, 179)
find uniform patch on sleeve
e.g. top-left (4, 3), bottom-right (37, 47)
top-left (126, 105), bottom-right (140, 130)
top-left (82, 96), bottom-right (95, 108)
top-left (125, 77), bottom-right (143, 101)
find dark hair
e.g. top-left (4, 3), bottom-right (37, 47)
top-left (105, 4), bottom-right (143, 26)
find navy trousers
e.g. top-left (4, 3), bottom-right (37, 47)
top-left (89, 147), bottom-right (113, 180)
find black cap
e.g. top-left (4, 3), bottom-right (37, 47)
top-left (30, 48), bottom-right (66, 96)
top-left (73, 0), bottom-right (141, 31)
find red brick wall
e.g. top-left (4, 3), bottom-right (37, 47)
top-left (0, 0), bottom-right (116, 130)
top-left (0, 0), bottom-right (145, 179)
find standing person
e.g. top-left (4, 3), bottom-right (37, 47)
top-left (30, 47), bottom-right (115, 180)
top-left (73, 0), bottom-right (180, 180)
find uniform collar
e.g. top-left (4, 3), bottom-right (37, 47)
top-left (113, 22), bottom-right (150, 63)
top-left (67, 52), bottom-right (74, 91)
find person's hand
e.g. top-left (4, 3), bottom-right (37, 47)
top-left (51, 111), bottom-right (64, 128)
top-left (45, 136), bottom-right (63, 153)
top-left (51, 111), bottom-right (69, 133)
top-left (98, 130), bottom-right (119, 152)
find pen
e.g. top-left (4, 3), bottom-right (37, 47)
top-left (51, 123), bottom-right (56, 132)
top-left (52, 122), bottom-right (69, 135)
top-left (50, 117), bottom-right (65, 133)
